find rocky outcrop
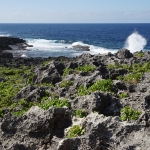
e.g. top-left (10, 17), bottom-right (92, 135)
top-left (58, 113), bottom-right (150, 150)
top-left (72, 42), bottom-right (90, 51)
top-left (72, 45), bottom-right (90, 51)
top-left (116, 48), bottom-right (133, 59)
top-left (0, 49), bottom-right (150, 150)
top-left (0, 106), bottom-right (72, 150)
top-left (0, 37), bottom-right (26, 51)
top-left (0, 52), bottom-right (13, 58)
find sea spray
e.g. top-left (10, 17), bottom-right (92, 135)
top-left (124, 32), bottom-right (147, 52)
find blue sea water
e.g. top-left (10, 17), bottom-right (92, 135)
top-left (0, 23), bottom-right (150, 57)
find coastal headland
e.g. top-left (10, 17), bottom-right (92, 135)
top-left (0, 37), bottom-right (150, 150)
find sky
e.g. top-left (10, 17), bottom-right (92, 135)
top-left (0, 0), bottom-right (150, 23)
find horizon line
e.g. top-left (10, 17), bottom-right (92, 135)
top-left (0, 22), bottom-right (150, 24)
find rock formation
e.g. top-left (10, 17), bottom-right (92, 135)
top-left (0, 49), bottom-right (150, 150)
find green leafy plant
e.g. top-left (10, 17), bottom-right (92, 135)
top-left (0, 108), bottom-right (4, 117)
top-left (60, 80), bottom-right (73, 88)
top-left (89, 79), bottom-right (113, 92)
top-left (26, 73), bottom-right (35, 84)
top-left (74, 109), bottom-right (87, 118)
top-left (40, 82), bottom-right (54, 88)
top-left (123, 72), bottom-right (142, 84)
top-left (40, 60), bottom-right (50, 66)
top-left (135, 51), bottom-right (145, 58)
top-left (41, 91), bottom-right (50, 101)
top-left (39, 98), bottom-right (70, 110)
top-left (77, 65), bottom-right (95, 73)
top-left (0, 66), bottom-right (35, 117)
top-left (67, 125), bottom-right (85, 138)
top-left (118, 92), bottom-right (129, 99)
top-left (13, 99), bottom-right (37, 116)
top-left (120, 106), bottom-right (142, 121)
top-left (63, 68), bottom-right (73, 76)
top-left (77, 85), bottom-right (89, 96)
top-left (63, 65), bottom-right (95, 76)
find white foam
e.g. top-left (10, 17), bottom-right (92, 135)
top-left (21, 54), bottom-right (28, 58)
top-left (124, 31), bottom-right (147, 53)
top-left (90, 45), bottom-right (118, 54)
top-left (72, 41), bottom-right (89, 47)
top-left (0, 34), bottom-right (10, 37)
top-left (26, 39), bottom-right (71, 51)
top-left (25, 38), bottom-right (118, 57)
top-left (72, 41), bottom-right (117, 54)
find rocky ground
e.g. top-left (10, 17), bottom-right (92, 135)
top-left (0, 48), bottom-right (150, 150)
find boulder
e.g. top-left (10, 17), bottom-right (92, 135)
top-left (72, 42), bottom-right (90, 51)
top-left (116, 48), bottom-right (133, 59)
top-left (0, 107), bottom-right (72, 150)
top-left (73, 45), bottom-right (90, 51)
top-left (71, 92), bottom-right (121, 116)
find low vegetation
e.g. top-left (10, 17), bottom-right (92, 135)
top-left (60, 80), bottom-right (73, 88)
top-left (39, 98), bottom-right (70, 110)
top-left (0, 66), bottom-right (34, 116)
top-left (135, 51), bottom-right (145, 58)
top-left (67, 125), bottom-right (85, 138)
top-left (108, 62), bottom-right (150, 84)
top-left (77, 85), bottom-right (89, 96)
top-left (118, 92), bottom-right (129, 99)
top-left (120, 106), bottom-right (142, 121)
top-left (74, 109), bottom-right (87, 118)
top-left (63, 65), bottom-right (96, 76)
top-left (77, 79), bottom-right (113, 96)
top-left (89, 79), bottom-right (113, 92)
top-left (63, 68), bottom-right (73, 76)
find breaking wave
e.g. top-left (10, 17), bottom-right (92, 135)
top-left (124, 31), bottom-right (147, 52)
top-left (0, 33), bottom-right (11, 37)
top-left (26, 39), bottom-right (117, 56)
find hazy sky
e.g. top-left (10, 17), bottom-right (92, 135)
top-left (0, 0), bottom-right (150, 23)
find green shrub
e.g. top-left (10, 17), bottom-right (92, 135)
top-left (77, 85), bottom-right (89, 96)
top-left (0, 108), bottom-right (4, 117)
top-left (26, 73), bottom-right (35, 84)
top-left (63, 65), bottom-right (95, 76)
top-left (77, 79), bottom-right (113, 96)
top-left (0, 66), bottom-right (36, 117)
top-left (120, 106), bottom-right (142, 121)
top-left (135, 51), bottom-right (145, 58)
top-left (41, 91), bottom-right (50, 101)
top-left (67, 125), bottom-right (85, 138)
top-left (40, 60), bottom-right (50, 66)
top-left (39, 98), bottom-right (70, 110)
top-left (77, 65), bottom-right (95, 73)
top-left (13, 99), bottom-right (37, 116)
top-left (13, 109), bottom-right (29, 116)
top-left (74, 109), bottom-right (87, 118)
top-left (89, 79), bottom-right (113, 92)
top-left (118, 92), bottom-right (129, 99)
top-left (60, 80), bottom-right (73, 88)
top-left (63, 68), bottom-right (73, 76)
top-left (123, 72), bottom-right (142, 84)
top-left (40, 83), bottom-right (54, 88)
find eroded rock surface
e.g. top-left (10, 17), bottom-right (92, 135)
top-left (0, 49), bottom-right (150, 150)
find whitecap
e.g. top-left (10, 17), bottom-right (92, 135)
top-left (21, 54), bottom-right (28, 58)
top-left (124, 31), bottom-right (147, 53)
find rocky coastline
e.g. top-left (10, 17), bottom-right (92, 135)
top-left (0, 37), bottom-right (150, 150)
top-left (0, 37), bottom-right (32, 58)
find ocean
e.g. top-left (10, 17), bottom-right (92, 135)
top-left (0, 23), bottom-right (150, 58)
